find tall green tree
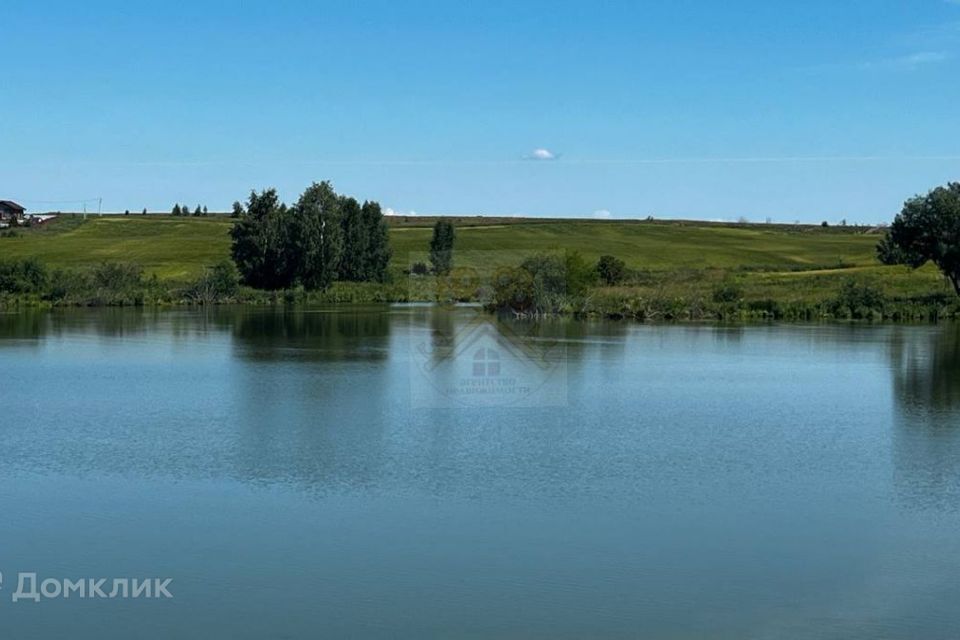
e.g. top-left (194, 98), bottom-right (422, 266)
top-left (361, 201), bottom-right (391, 281)
top-left (337, 196), bottom-right (366, 281)
top-left (230, 189), bottom-right (290, 289)
top-left (878, 182), bottom-right (960, 295)
top-left (289, 181), bottom-right (343, 290)
top-left (429, 219), bottom-right (455, 275)
top-left (231, 201), bottom-right (245, 218)
top-left (172, 203), bottom-right (182, 216)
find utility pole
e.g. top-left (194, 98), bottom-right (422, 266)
top-left (83, 203), bottom-right (87, 220)
top-left (98, 197), bottom-right (102, 217)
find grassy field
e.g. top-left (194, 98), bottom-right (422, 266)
top-left (3, 213), bottom-right (882, 274)
top-left (0, 213), bottom-right (953, 315)
top-left (0, 215), bottom-right (234, 280)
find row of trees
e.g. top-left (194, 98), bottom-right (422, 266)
top-left (230, 182), bottom-right (391, 289)
top-left (172, 204), bottom-right (209, 217)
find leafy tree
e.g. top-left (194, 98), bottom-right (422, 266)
top-left (141, 208), bottom-right (147, 215)
top-left (202, 205), bottom-right (208, 216)
top-left (230, 189), bottom-right (291, 289)
top-left (562, 250), bottom-right (596, 297)
top-left (878, 182), bottom-right (960, 294)
top-left (876, 233), bottom-right (908, 266)
top-left (338, 196), bottom-right (366, 281)
top-left (193, 205), bottom-right (202, 217)
top-left (361, 201), bottom-right (391, 281)
top-left (172, 204), bottom-right (182, 216)
top-left (288, 181), bottom-right (343, 290)
top-left (231, 201), bottom-right (245, 218)
top-left (596, 255), bottom-right (627, 285)
top-left (429, 219), bottom-right (455, 275)
top-left (124, 209), bottom-right (130, 216)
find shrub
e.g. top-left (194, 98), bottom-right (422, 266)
top-left (410, 262), bottom-right (430, 276)
top-left (490, 251), bottom-right (596, 314)
top-left (491, 265), bottom-right (535, 312)
top-left (0, 258), bottom-right (49, 293)
top-left (46, 269), bottom-right (92, 303)
top-left (746, 298), bottom-right (783, 319)
top-left (596, 255), bottom-right (627, 285)
top-left (712, 281), bottom-right (743, 304)
top-left (92, 262), bottom-right (143, 291)
top-left (520, 253), bottom-right (569, 312)
top-left (186, 260), bottom-right (240, 304)
top-left (830, 279), bottom-right (887, 319)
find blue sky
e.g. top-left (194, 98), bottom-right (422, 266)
top-left (2, 0), bottom-right (959, 222)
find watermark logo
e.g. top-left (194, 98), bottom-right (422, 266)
top-left (0, 572), bottom-right (172, 603)
top-left (407, 251), bottom-right (567, 408)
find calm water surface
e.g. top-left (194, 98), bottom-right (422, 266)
top-left (1, 307), bottom-right (959, 639)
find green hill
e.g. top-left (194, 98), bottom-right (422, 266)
top-left (3, 214), bottom-right (880, 275)
top-left (0, 214), bottom-right (950, 311)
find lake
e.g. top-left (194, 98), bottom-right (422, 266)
top-left (1, 307), bottom-right (959, 638)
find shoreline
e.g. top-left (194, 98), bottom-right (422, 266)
top-left (2, 215), bottom-right (958, 322)
top-left (3, 293), bottom-right (959, 324)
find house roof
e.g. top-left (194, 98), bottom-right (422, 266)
top-left (0, 200), bottom-right (26, 212)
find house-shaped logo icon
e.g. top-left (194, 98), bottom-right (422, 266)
top-left (412, 314), bottom-right (566, 408)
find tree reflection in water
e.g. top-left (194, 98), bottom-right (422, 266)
top-left (889, 324), bottom-right (960, 511)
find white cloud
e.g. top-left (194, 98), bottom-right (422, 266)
top-left (592, 209), bottom-right (612, 219)
top-left (384, 207), bottom-right (416, 216)
top-left (526, 148), bottom-right (557, 160)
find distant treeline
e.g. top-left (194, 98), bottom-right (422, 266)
top-left (230, 182), bottom-right (391, 290)
top-left (171, 204), bottom-right (210, 217)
